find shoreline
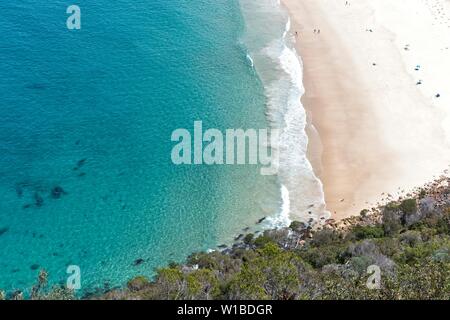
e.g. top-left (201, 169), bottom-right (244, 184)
top-left (237, 0), bottom-right (329, 225)
top-left (92, 174), bottom-right (450, 300)
top-left (282, 0), bottom-right (450, 220)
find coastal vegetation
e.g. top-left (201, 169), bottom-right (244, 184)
top-left (2, 179), bottom-right (449, 300)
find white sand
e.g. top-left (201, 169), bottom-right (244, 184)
top-left (282, 0), bottom-right (450, 219)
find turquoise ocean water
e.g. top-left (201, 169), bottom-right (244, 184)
top-left (0, 0), bottom-right (284, 294)
top-left (0, 0), bottom-right (326, 295)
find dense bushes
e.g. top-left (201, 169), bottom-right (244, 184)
top-left (227, 244), bottom-right (305, 300)
top-left (350, 225), bottom-right (385, 240)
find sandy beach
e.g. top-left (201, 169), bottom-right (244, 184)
top-left (282, 0), bottom-right (450, 219)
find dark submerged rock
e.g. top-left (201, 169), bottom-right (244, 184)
top-left (26, 83), bottom-right (47, 90)
top-left (133, 258), bottom-right (145, 266)
top-left (73, 158), bottom-right (87, 171)
top-left (15, 185), bottom-right (23, 198)
top-left (77, 158), bottom-right (87, 167)
top-left (51, 186), bottom-right (67, 199)
top-left (34, 193), bottom-right (44, 207)
top-left (0, 227), bottom-right (9, 236)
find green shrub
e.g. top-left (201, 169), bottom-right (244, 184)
top-left (349, 256), bottom-right (373, 274)
top-left (299, 245), bottom-right (345, 269)
top-left (227, 243), bottom-right (304, 300)
top-left (399, 231), bottom-right (422, 247)
top-left (127, 276), bottom-right (150, 292)
top-left (311, 229), bottom-right (340, 247)
top-left (382, 210), bottom-right (402, 236)
top-left (243, 233), bottom-right (254, 245)
top-left (253, 235), bottom-right (275, 248)
top-left (376, 238), bottom-right (401, 257)
top-left (351, 225), bottom-right (384, 240)
top-left (385, 201), bottom-right (400, 211)
top-left (188, 251), bottom-right (239, 275)
top-left (399, 199), bottom-right (417, 215)
top-left (289, 221), bottom-right (306, 232)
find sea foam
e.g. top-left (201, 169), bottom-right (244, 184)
top-left (239, 0), bottom-right (329, 226)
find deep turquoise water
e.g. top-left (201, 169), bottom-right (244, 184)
top-left (0, 0), bottom-right (282, 294)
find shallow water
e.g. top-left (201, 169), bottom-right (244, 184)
top-left (0, 0), bottom-right (282, 293)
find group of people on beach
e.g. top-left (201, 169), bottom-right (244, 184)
top-left (294, 29), bottom-right (320, 38)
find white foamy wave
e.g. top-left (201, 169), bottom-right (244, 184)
top-left (238, 0), bottom-right (329, 226)
top-left (246, 53), bottom-right (254, 68)
top-left (265, 184), bottom-right (291, 228)
top-left (283, 17), bottom-right (291, 39)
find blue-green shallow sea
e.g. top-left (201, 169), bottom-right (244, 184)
top-left (0, 0), bottom-right (282, 293)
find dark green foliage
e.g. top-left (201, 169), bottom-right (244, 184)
top-left (253, 235), bottom-right (275, 248)
top-left (243, 233), bottom-right (254, 245)
top-left (382, 209), bottom-right (403, 236)
top-left (226, 243), bottom-right (306, 300)
top-left (435, 211), bottom-right (450, 235)
top-left (188, 251), bottom-right (240, 275)
top-left (144, 267), bottom-right (220, 300)
top-left (398, 230), bottom-right (422, 247)
top-left (311, 229), bottom-right (340, 247)
top-left (127, 276), bottom-right (150, 292)
top-left (299, 245), bottom-right (346, 268)
top-left (399, 199), bottom-right (417, 215)
top-left (289, 221), bottom-right (306, 232)
top-left (350, 225), bottom-right (385, 240)
top-left (382, 260), bottom-right (450, 299)
top-left (258, 229), bottom-right (290, 247)
top-left (375, 237), bottom-right (401, 257)
top-left (385, 201), bottom-right (401, 211)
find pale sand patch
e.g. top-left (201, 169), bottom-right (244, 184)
top-left (282, 0), bottom-right (450, 219)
